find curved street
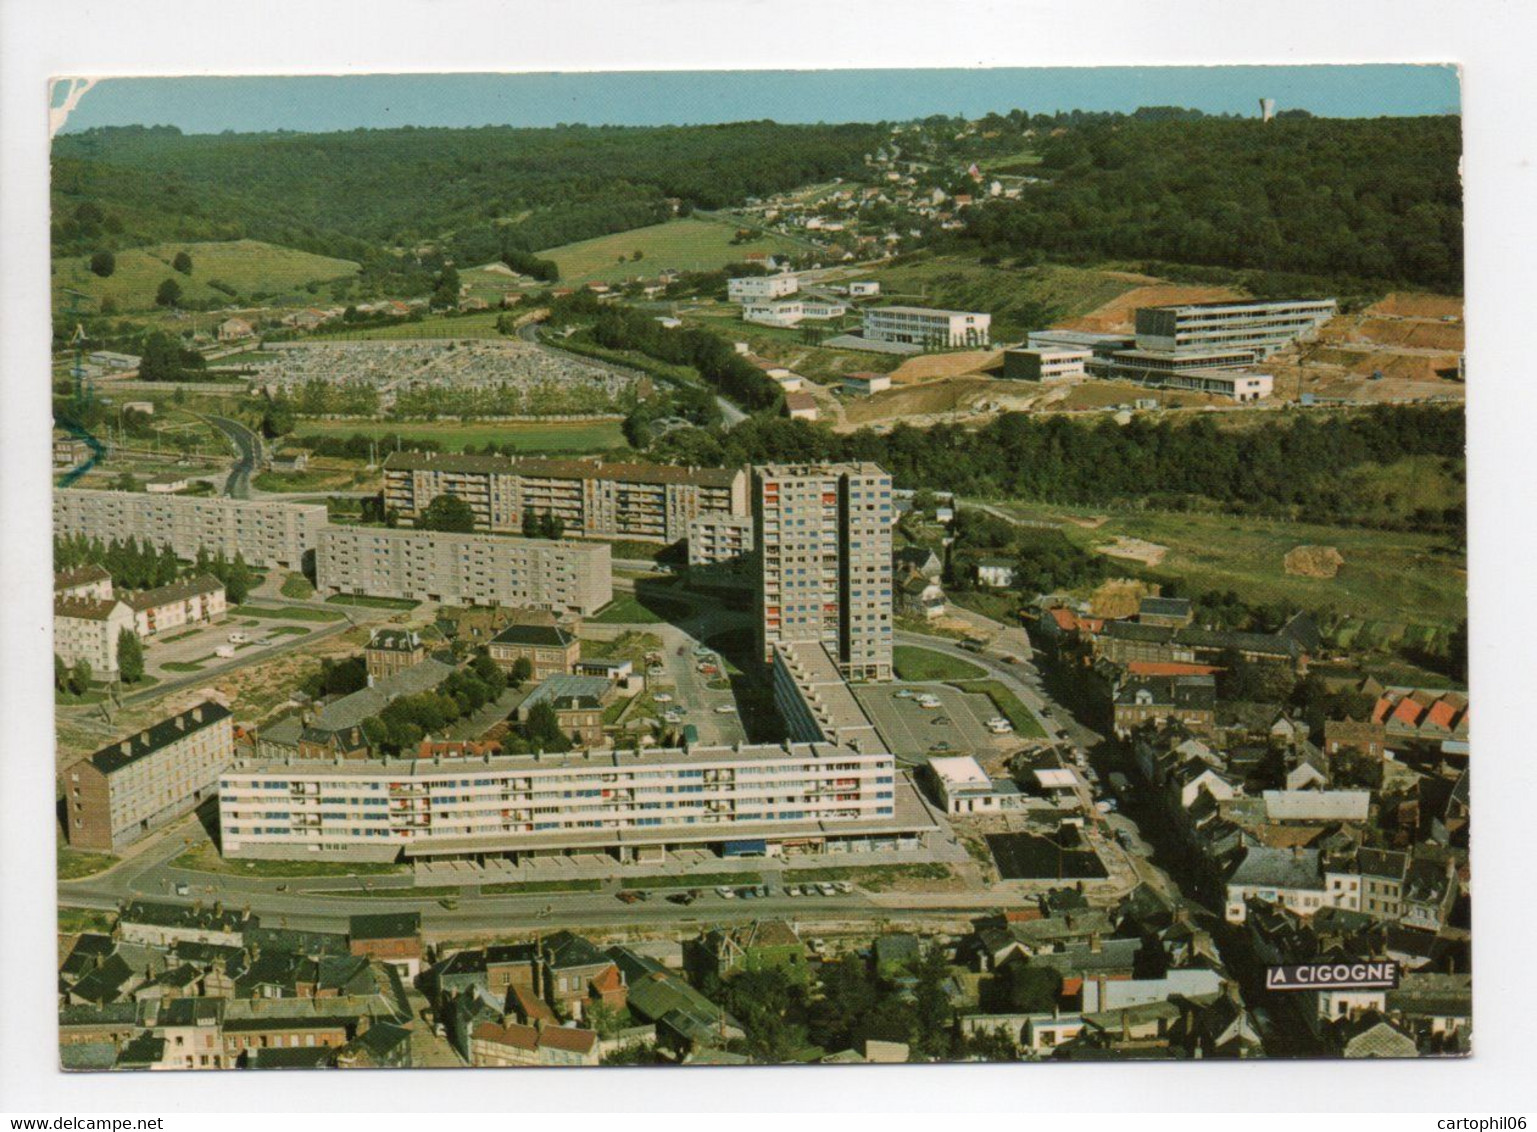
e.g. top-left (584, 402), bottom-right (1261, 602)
top-left (206, 414), bottom-right (263, 499)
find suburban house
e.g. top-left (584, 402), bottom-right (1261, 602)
top-left (488, 623), bottom-right (580, 681)
top-left (364, 628), bottom-right (428, 686)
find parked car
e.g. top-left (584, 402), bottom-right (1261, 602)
top-left (714, 704), bottom-right (736, 714)
top-left (895, 688), bottom-right (915, 699)
top-left (653, 693), bottom-right (673, 703)
top-left (816, 882), bottom-right (837, 897)
top-left (618, 890), bottom-right (640, 904)
top-left (834, 881), bottom-right (853, 895)
top-left (930, 741), bottom-right (953, 752)
top-left (667, 892), bottom-right (694, 905)
top-left (715, 886), bottom-right (735, 899)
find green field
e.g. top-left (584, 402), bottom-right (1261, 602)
top-left (291, 418), bottom-right (628, 454)
top-left (314, 311), bottom-right (507, 340)
top-left (325, 593), bottom-right (419, 610)
top-left (893, 645), bottom-right (986, 682)
top-left (172, 841), bottom-right (403, 877)
top-left (58, 848), bottom-right (117, 880)
top-left (592, 592), bottom-right (694, 625)
top-left (990, 500), bottom-right (1467, 631)
top-left (231, 603), bottom-right (346, 623)
top-left (544, 218), bottom-right (804, 284)
top-left (54, 239), bottom-right (358, 312)
top-left (863, 256), bottom-right (1139, 339)
top-left (279, 573), bottom-right (315, 599)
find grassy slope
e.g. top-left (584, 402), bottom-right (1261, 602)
top-left (861, 257), bottom-right (1139, 340)
top-left (993, 500), bottom-right (1465, 631)
top-left (54, 239), bottom-right (358, 311)
top-left (291, 417), bottom-right (628, 454)
top-left (544, 217), bottom-right (803, 285)
top-left (313, 311), bottom-right (507, 340)
top-left (892, 645), bottom-right (987, 682)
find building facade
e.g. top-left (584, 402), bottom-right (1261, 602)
top-left (54, 596), bottom-right (136, 677)
top-left (381, 453), bottom-right (747, 545)
top-left (124, 574), bottom-right (227, 638)
top-left (64, 702), bottom-right (235, 852)
top-left (687, 512), bottom-right (754, 569)
top-left (863, 306), bottom-right (990, 349)
top-left (1133, 298), bottom-right (1338, 360)
top-left (753, 463), bottom-right (893, 681)
top-left (315, 526), bottom-right (611, 614)
top-left (1002, 348), bottom-right (1090, 383)
top-left (218, 740), bottom-right (924, 864)
top-left (487, 624), bottom-right (581, 681)
top-left (54, 490), bottom-right (326, 570)
top-left (727, 274), bottom-right (799, 303)
top-left (364, 629), bottom-right (428, 685)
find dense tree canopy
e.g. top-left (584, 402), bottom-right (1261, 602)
top-left (51, 120), bottom-right (882, 265)
top-left (652, 404), bottom-right (1465, 528)
top-left (958, 116), bottom-right (1463, 292)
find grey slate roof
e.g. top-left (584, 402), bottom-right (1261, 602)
top-left (87, 701), bottom-right (231, 775)
top-left (1227, 847), bottom-right (1322, 890)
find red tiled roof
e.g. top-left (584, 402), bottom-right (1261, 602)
top-left (1423, 701), bottom-right (1458, 731)
top-left (536, 1025), bottom-right (597, 1055)
top-left (1127, 662), bottom-right (1221, 677)
top-left (473, 1021), bottom-right (538, 1051)
top-left (589, 966), bottom-right (624, 995)
top-left (1391, 698), bottom-right (1425, 727)
top-left (511, 985), bottom-right (556, 1022)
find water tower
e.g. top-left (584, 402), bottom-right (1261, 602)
top-left (1260, 98), bottom-right (1277, 122)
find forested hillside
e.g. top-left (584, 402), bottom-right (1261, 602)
top-left (51, 121), bottom-right (883, 267)
top-left (958, 116), bottom-right (1463, 292)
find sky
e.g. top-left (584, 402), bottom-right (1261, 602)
top-left (54, 66), bottom-right (1460, 134)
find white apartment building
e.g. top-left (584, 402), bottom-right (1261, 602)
top-left (1133, 298), bottom-right (1338, 359)
top-left (54, 596), bottom-right (136, 677)
top-left (753, 463), bottom-right (893, 681)
top-left (124, 574), bottom-right (227, 637)
top-left (743, 298), bottom-right (807, 328)
top-left (54, 565), bottom-right (114, 602)
top-left (316, 525), bottom-right (612, 614)
top-left (863, 306), bottom-right (991, 349)
top-left (65, 701), bottom-right (235, 852)
top-left (53, 489), bottom-right (326, 570)
top-left (382, 453), bottom-right (747, 544)
top-left (687, 512), bottom-right (754, 567)
top-left (728, 274), bottom-right (800, 303)
top-left (1002, 348), bottom-right (1090, 382)
top-left (218, 741), bottom-right (934, 864)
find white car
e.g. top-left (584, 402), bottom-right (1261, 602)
top-left (714, 704), bottom-right (737, 714)
top-left (227, 632), bottom-right (248, 644)
top-left (919, 698), bottom-right (942, 710)
top-left (987, 717), bottom-right (1014, 734)
top-left (894, 689), bottom-right (915, 699)
top-left (816, 882), bottom-right (837, 897)
top-left (652, 693), bottom-right (673, 703)
top-left (716, 886), bottom-right (736, 899)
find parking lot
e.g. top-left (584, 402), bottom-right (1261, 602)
top-left (142, 615), bottom-right (320, 679)
top-left (855, 683), bottom-right (1006, 764)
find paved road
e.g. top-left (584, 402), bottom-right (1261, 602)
top-left (206, 415), bottom-right (262, 499)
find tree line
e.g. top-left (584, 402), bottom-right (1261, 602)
top-left (51, 120), bottom-right (882, 265)
top-left (650, 404), bottom-right (1464, 527)
top-left (955, 115), bottom-right (1462, 293)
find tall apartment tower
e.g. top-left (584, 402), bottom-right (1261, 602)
top-left (752, 463), bottom-right (893, 681)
